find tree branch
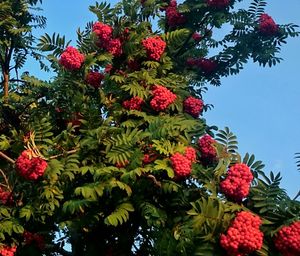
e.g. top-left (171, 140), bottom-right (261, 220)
top-left (0, 151), bottom-right (15, 164)
top-left (0, 168), bottom-right (12, 191)
top-left (49, 149), bottom-right (79, 159)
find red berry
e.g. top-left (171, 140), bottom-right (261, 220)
top-left (0, 187), bottom-right (12, 205)
top-left (206, 0), bottom-right (230, 8)
top-left (123, 97), bottom-right (144, 111)
top-left (198, 135), bottom-right (217, 163)
top-left (0, 245), bottom-right (17, 256)
top-left (15, 150), bottom-right (47, 181)
top-left (170, 153), bottom-right (192, 178)
top-left (92, 22), bottom-right (113, 45)
top-left (150, 85), bottom-right (177, 111)
top-left (86, 71), bottom-right (104, 88)
top-left (186, 57), bottom-right (217, 75)
top-left (258, 14), bottom-right (279, 36)
top-left (220, 163), bottom-right (253, 202)
top-left (184, 96), bottom-right (204, 117)
top-left (274, 221), bottom-right (300, 256)
top-left (220, 211), bottom-right (263, 256)
top-left (106, 38), bottom-right (123, 57)
top-left (166, 0), bottom-right (186, 27)
top-left (23, 231), bottom-right (45, 250)
top-left (59, 46), bottom-right (85, 71)
top-left (192, 33), bottom-right (202, 42)
top-left (104, 64), bottom-right (113, 74)
top-left (184, 147), bottom-right (197, 162)
top-left (142, 36), bottom-right (166, 61)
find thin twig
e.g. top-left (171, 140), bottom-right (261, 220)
top-left (0, 151), bottom-right (15, 164)
top-left (0, 168), bottom-right (11, 191)
top-left (147, 174), bottom-right (161, 187)
top-left (49, 149), bottom-right (79, 159)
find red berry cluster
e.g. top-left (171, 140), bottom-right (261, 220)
top-left (86, 71), bottom-right (104, 88)
top-left (142, 36), bottom-right (166, 61)
top-left (220, 163), bottom-right (253, 202)
top-left (192, 32), bottom-right (202, 42)
top-left (258, 14), bottom-right (279, 36)
top-left (187, 57), bottom-right (217, 75)
top-left (123, 97), bottom-right (144, 111)
top-left (92, 21), bottom-right (113, 45)
top-left (142, 154), bottom-right (157, 164)
top-left (184, 147), bottom-right (197, 163)
top-left (15, 150), bottom-right (47, 181)
top-left (0, 187), bottom-right (12, 205)
top-left (206, 0), bottom-right (230, 8)
top-left (92, 22), bottom-right (123, 56)
top-left (150, 85), bottom-right (177, 111)
top-left (184, 96), bottom-right (204, 117)
top-left (106, 38), bottom-right (123, 56)
top-left (198, 135), bottom-right (217, 162)
top-left (23, 231), bottom-right (45, 250)
top-left (59, 46), bottom-right (85, 71)
top-left (165, 0), bottom-right (186, 27)
top-left (0, 246), bottom-right (16, 256)
top-left (170, 152), bottom-right (192, 178)
top-left (274, 221), bottom-right (300, 256)
top-left (104, 64), bottom-right (113, 74)
top-left (220, 211), bottom-right (263, 256)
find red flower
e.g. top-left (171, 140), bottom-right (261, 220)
top-left (92, 21), bottom-right (113, 45)
top-left (258, 14), bottom-right (279, 36)
top-left (123, 97), bottom-right (144, 111)
top-left (86, 71), bottom-right (104, 88)
top-left (220, 211), bottom-right (263, 256)
top-left (274, 221), bottom-right (300, 256)
top-left (59, 46), bottom-right (85, 71)
top-left (206, 0), bottom-right (230, 8)
top-left (142, 36), bottom-right (166, 61)
top-left (166, 0), bottom-right (186, 27)
top-left (184, 96), bottom-right (204, 117)
top-left (220, 163), bottom-right (253, 202)
top-left (170, 153), bottom-right (192, 178)
top-left (150, 85), bottom-right (177, 111)
top-left (15, 150), bottom-right (47, 181)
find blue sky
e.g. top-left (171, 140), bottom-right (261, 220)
top-left (27, 0), bottom-right (300, 197)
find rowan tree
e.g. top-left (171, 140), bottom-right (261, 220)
top-left (0, 0), bottom-right (299, 255)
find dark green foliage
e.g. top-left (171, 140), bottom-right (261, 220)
top-left (295, 152), bottom-right (300, 172)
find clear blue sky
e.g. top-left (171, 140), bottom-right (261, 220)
top-left (27, 0), bottom-right (300, 197)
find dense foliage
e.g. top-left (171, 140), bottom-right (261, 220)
top-left (0, 0), bottom-right (299, 255)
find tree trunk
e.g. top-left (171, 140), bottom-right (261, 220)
top-left (3, 69), bottom-right (9, 103)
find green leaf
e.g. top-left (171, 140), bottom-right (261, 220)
top-left (104, 202), bottom-right (134, 227)
top-left (19, 206), bottom-right (34, 221)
